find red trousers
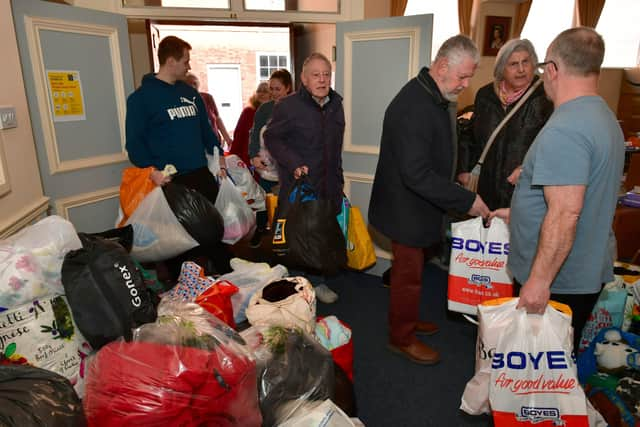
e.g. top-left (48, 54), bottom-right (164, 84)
top-left (389, 241), bottom-right (438, 346)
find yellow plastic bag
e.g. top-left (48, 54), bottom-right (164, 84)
top-left (346, 206), bottom-right (376, 270)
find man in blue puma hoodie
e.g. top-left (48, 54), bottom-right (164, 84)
top-left (126, 36), bottom-right (226, 191)
top-left (125, 36), bottom-right (230, 277)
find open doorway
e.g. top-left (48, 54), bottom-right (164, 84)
top-left (292, 23), bottom-right (336, 88)
top-left (150, 22), bottom-right (292, 133)
top-left (129, 20), bottom-right (336, 133)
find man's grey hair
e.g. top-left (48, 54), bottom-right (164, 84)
top-left (434, 35), bottom-right (480, 67)
top-left (302, 52), bottom-right (332, 73)
top-left (493, 39), bottom-right (539, 81)
top-left (548, 27), bottom-right (605, 76)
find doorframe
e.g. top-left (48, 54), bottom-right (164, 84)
top-left (113, 0), bottom-right (364, 24)
top-left (146, 20), bottom-right (294, 75)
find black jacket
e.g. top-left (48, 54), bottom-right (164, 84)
top-left (265, 85), bottom-right (345, 212)
top-left (458, 76), bottom-right (553, 210)
top-left (369, 68), bottom-right (476, 247)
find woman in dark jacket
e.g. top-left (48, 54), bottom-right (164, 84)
top-left (458, 38), bottom-right (553, 210)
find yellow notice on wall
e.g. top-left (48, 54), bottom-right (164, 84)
top-left (46, 70), bottom-right (86, 122)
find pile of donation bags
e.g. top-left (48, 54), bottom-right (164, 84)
top-left (0, 215), bottom-right (360, 426)
top-left (119, 160), bottom-right (376, 279)
top-left (575, 262), bottom-right (640, 427)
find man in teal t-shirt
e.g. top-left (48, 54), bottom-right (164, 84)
top-left (491, 27), bottom-right (625, 351)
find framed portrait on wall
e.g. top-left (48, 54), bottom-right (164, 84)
top-left (483, 16), bottom-right (511, 56)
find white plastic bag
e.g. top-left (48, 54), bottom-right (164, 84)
top-left (225, 154), bottom-right (266, 211)
top-left (215, 177), bottom-right (256, 244)
top-left (448, 217), bottom-right (513, 315)
top-left (206, 149), bottom-right (222, 176)
top-left (1, 216), bottom-right (81, 308)
top-left (0, 295), bottom-right (92, 397)
top-left (218, 258), bottom-right (288, 324)
top-left (257, 125), bottom-right (279, 182)
top-left (461, 298), bottom-right (520, 415)
top-left (489, 301), bottom-right (588, 426)
top-left (245, 276), bottom-right (316, 334)
top-left (5, 215), bottom-right (81, 256)
top-left (278, 399), bottom-right (355, 427)
top-left (125, 187), bottom-right (198, 263)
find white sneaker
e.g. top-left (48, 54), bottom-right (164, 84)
top-left (315, 284), bottom-right (338, 304)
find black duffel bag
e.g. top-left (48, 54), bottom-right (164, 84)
top-left (272, 178), bottom-right (346, 276)
top-left (61, 233), bottom-right (157, 350)
top-left (162, 182), bottom-right (224, 248)
top-left (0, 365), bottom-right (86, 427)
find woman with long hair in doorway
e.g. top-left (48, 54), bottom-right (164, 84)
top-left (229, 81), bottom-right (271, 166)
top-left (248, 68), bottom-right (294, 247)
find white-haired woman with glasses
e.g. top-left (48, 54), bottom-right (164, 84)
top-left (457, 38), bottom-right (553, 210)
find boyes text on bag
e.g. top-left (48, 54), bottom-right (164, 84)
top-left (448, 217), bottom-right (513, 315)
top-left (272, 177), bottom-right (346, 276)
top-left (489, 299), bottom-right (589, 427)
top-left (461, 297), bottom-right (522, 415)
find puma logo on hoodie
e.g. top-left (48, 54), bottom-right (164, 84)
top-left (167, 96), bottom-right (198, 120)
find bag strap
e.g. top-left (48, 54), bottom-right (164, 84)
top-left (474, 79), bottom-right (543, 168)
top-left (287, 175), bottom-right (316, 207)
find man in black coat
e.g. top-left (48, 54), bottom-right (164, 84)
top-left (265, 52), bottom-right (345, 304)
top-left (369, 35), bottom-right (490, 365)
top-left (265, 52), bottom-right (344, 213)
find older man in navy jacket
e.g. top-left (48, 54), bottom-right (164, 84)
top-left (264, 52), bottom-right (345, 304)
top-left (369, 35), bottom-right (490, 365)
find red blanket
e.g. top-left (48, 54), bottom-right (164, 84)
top-left (84, 340), bottom-right (261, 426)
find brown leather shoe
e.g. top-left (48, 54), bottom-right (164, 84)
top-left (388, 341), bottom-right (440, 365)
top-left (414, 321), bottom-right (439, 336)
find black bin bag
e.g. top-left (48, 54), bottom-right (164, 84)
top-left (61, 233), bottom-right (157, 350)
top-left (85, 224), bottom-right (134, 252)
top-left (257, 327), bottom-right (335, 427)
top-left (272, 178), bottom-right (347, 276)
top-left (162, 182), bottom-right (224, 247)
top-left (0, 364), bottom-right (86, 427)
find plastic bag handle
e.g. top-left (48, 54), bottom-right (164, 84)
top-left (287, 175), bottom-right (316, 206)
top-left (480, 297), bottom-right (573, 317)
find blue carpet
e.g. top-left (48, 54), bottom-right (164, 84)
top-left (317, 265), bottom-right (493, 427)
